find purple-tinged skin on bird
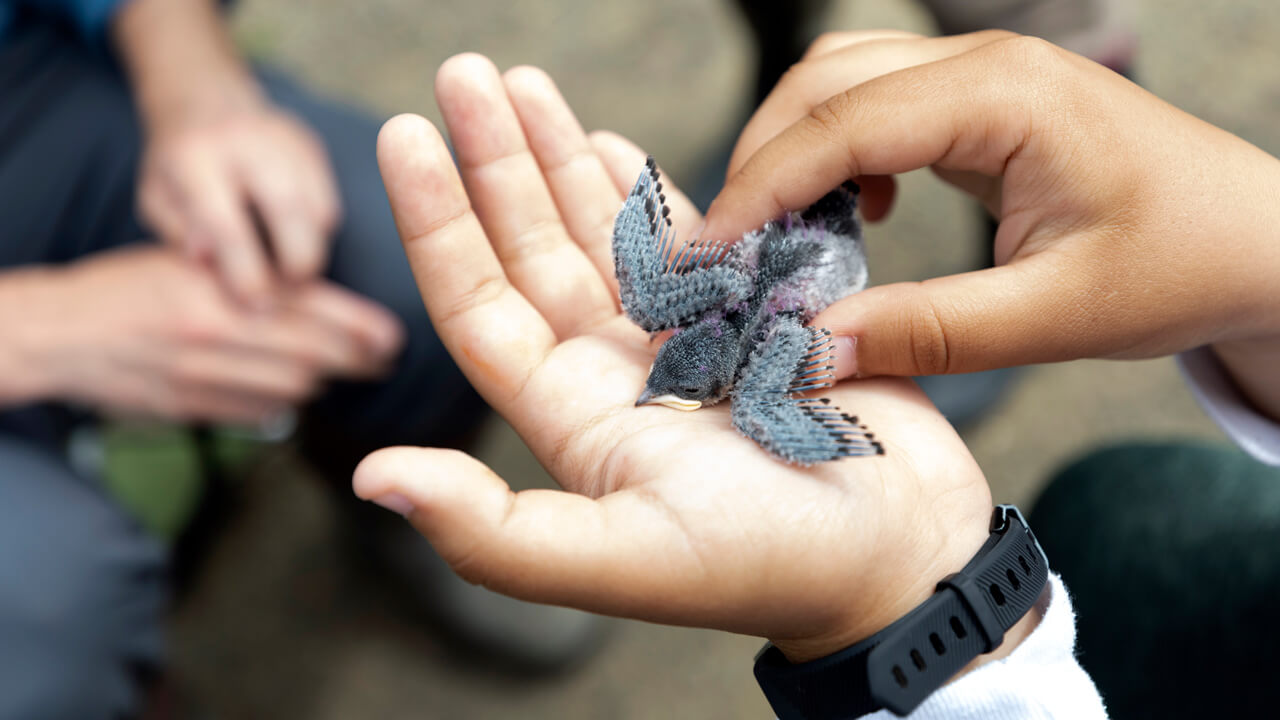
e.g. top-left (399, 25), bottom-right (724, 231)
top-left (613, 157), bottom-right (881, 463)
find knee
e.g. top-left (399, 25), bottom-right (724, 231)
top-left (0, 439), bottom-right (167, 719)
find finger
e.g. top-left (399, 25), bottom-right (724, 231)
top-left (813, 248), bottom-right (1126, 378)
top-left (801, 29), bottom-right (924, 60)
top-left (237, 144), bottom-right (329, 282)
top-left (588, 131), bottom-right (702, 239)
top-left (286, 127), bottom-right (343, 273)
top-left (167, 345), bottom-right (319, 402)
top-left (855, 174), bottom-right (897, 223)
top-left (287, 281), bottom-right (405, 361)
top-left (294, 124), bottom-right (344, 238)
top-left (152, 380), bottom-right (295, 425)
top-left (177, 153), bottom-right (276, 307)
top-left (703, 35), bottom-right (1046, 245)
top-left (136, 174), bottom-right (194, 253)
top-left (222, 314), bottom-right (383, 379)
top-left (180, 296), bottom-right (375, 379)
top-left (182, 391), bottom-right (291, 426)
top-left (250, 189), bottom-right (326, 282)
top-left (376, 113), bottom-right (555, 407)
top-left (727, 30), bottom-right (1016, 179)
top-left (354, 447), bottom-right (710, 624)
top-left (933, 166), bottom-right (1002, 217)
top-left (436, 54), bottom-right (616, 338)
top-left (503, 65), bottom-right (623, 297)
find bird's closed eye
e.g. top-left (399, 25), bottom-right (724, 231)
top-left (682, 387), bottom-right (701, 396)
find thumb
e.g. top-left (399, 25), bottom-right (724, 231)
top-left (352, 447), bottom-right (705, 620)
top-left (815, 255), bottom-right (1111, 378)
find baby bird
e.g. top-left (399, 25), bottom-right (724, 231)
top-left (612, 157), bottom-right (882, 464)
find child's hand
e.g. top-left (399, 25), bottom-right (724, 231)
top-left (355, 54), bottom-right (1023, 667)
top-left (704, 32), bottom-right (1280, 419)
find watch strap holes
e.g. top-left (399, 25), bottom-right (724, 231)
top-left (929, 632), bottom-right (946, 656)
top-left (892, 665), bottom-right (909, 688)
top-left (910, 649), bottom-right (927, 671)
top-left (1006, 568), bottom-right (1021, 592)
top-left (1019, 555), bottom-right (1031, 575)
top-left (950, 615), bottom-right (968, 639)
top-left (990, 583), bottom-right (1007, 606)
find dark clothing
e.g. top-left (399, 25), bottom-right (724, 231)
top-left (1031, 441), bottom-right (1280, 719)
top-left (0, 0), bottom-right (125, 44)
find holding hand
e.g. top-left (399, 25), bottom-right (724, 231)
top-left (705, 31), bottom-right (1280, 418)
top-left (354, 54), bottom-right (1022, 666)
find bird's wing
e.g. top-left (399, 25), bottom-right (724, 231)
top-left (731, 318), bottom-right (882, 465)
top-left (612, 157), bottom-right (751, 332)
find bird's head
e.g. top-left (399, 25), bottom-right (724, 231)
top-left (636, 319), bottom-right (739, 412)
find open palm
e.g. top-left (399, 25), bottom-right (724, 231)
top-left (356, 54), bottom-right (993, 660)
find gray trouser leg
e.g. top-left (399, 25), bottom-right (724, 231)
top-left (0, 435), bottom-right (167, 720)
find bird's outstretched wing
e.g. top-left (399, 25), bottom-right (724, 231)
top-left (612, 157), bottom-right (750, 332)
top-left (731, 319), bottom-right (882, 465)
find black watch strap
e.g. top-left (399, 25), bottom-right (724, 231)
top-left (753, 505), bottom-right (1049, 719)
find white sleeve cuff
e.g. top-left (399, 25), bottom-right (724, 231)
top-left (1177, 347), bottom-right (1280, 466)
top-left (865, 573), bottom-right (1106, 720)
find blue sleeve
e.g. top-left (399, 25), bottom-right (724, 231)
top-left (2, 0), bottom-right (132, 43)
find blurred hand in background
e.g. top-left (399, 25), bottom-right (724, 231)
top-left (0, 246), bottom-right (400, 423)
top-left (116, 0), bottom-right (341, 307)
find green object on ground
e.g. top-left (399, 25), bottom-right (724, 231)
top-left (102, 423), bottom-right (262, 544)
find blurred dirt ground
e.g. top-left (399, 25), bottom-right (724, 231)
top-left (165, 1), bottom-right (1280, 717)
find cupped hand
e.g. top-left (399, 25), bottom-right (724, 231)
top-left (355, 54), bottom-right (998, 663)
top-left (137, 96), bottom-right (341, 306)
top-left (33, 246), bottom-right (401, 424)
top-left (704, 31), bottom-right (1280, 409)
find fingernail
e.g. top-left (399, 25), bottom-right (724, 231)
top-left (831, 335), bottom-right (857, 380)
top-left (369, 492), bottom-right (414, 517)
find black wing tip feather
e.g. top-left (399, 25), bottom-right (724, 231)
top-left (740, 397), bottom-right (883, 466)
top-left (792, 326), bottom-right (883, 461)
top-left (630, 157), bottom-right (732, 274)
top-left (734, 324), bottom-right (884, 465)
top-left (614, 156), bottom-right (749, 332)
top-left (798, 402), bottom-right (884, 459)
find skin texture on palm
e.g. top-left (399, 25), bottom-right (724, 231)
top-left (355, 53), bottom-right (1000, 665)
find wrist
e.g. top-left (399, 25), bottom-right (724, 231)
top-left (755, 506), bottom-right (1051, 718)
top-left (0, 267), bottom-right (72, 405)
top-left (771, 509), bottom-right (992, 665)
top-left (112, 0), bottom-right (265, 132)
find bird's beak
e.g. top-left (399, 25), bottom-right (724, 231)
top-left (635, 389), bottom-right (702, 412)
